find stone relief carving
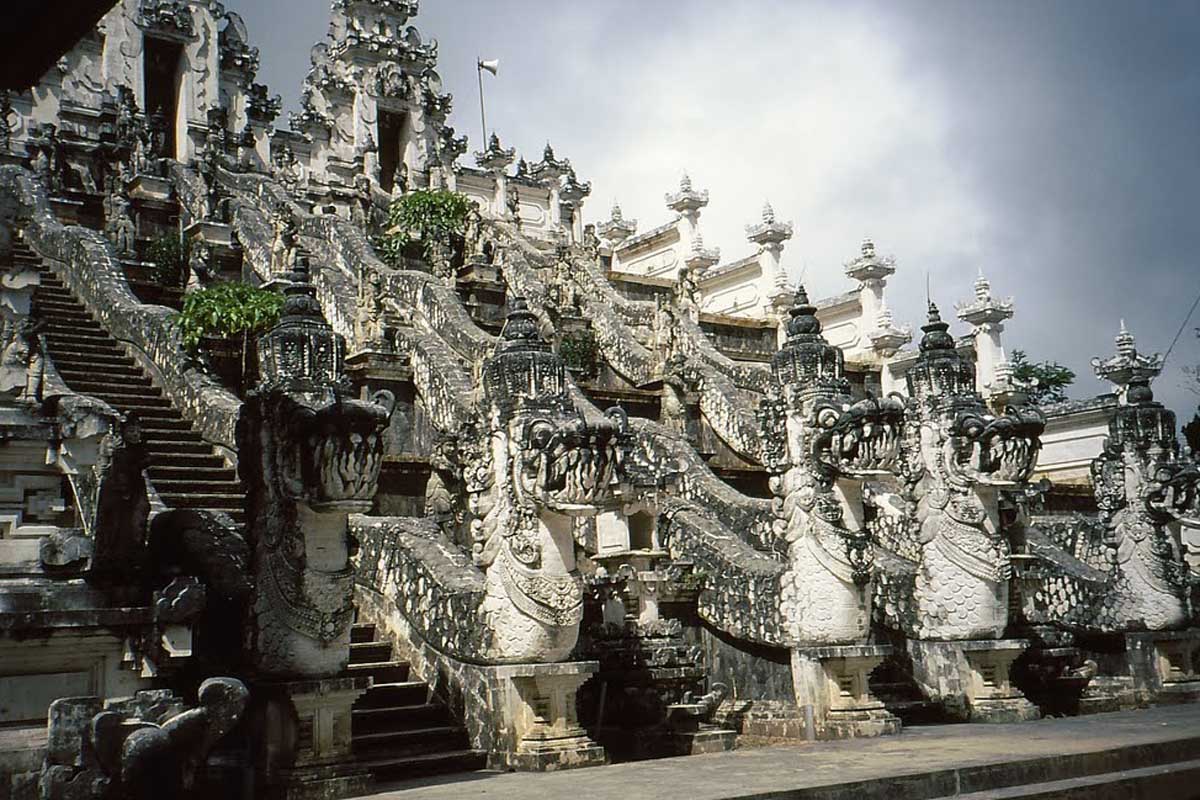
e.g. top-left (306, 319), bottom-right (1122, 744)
top-left (893, 304), bottom-right (1045, 640)
top-left (238, 260), bottom-right (394, 677)
top-left (761, 288), bottom-right (906, 645)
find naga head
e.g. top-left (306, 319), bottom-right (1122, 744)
top-left (763, 286), bottom-right (906, 479)
top-left (482, 299), bottom-right (628, 516)
top-left (1094, 379), bottom-right (1199, 525)
top-left (906, 303), bottom-right (1044, 489)
top-left (247, 260), bottom-right (395, 512)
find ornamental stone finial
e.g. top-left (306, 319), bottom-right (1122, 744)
top-left (974, 270), bottom-right (991, 302)
top-left (844, 237), bottom-right (895, 284)
top-left (862, 237), bottom-right (875, 258)
top-left (680, 172), bottom-right (692, 192)
top-left (762, 201), bottom-right (775, 224)
top-left (1092, 319), bottom-right (1163, 394)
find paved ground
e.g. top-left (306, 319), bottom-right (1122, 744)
top-left (359, 704), bottom-right (1200, 800)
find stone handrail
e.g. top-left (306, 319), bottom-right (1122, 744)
top-left (2, 166), bottom-right (241, 451)
top-left (660, 502), bottom-right (788, 646)
top-left (353, 515), bottom-right (492, 663)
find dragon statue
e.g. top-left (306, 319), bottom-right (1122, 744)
top-left (758, 288), bottom-right (905, 645)
top-left (1089, 378), bottom-right (1197, 631)
top-left (238, 259), bottom-right (394, 677)
top-left (464, 299), bottom-right (630, 663)
top-left (891, 303), bottom-right (1045, 641)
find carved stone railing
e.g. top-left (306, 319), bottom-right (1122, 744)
top-left (217, 170), bottom-right (359, 343)
top-left (353, 515), bottom-right (489, 661)
top-left (1, 166), bottom-right (241, 451)
top-left (629, 417), bottom-right (776, 551)
top-left (660, 502), bottom-right (787, 645)
top-left (392, 326), bottom-right (476, 431)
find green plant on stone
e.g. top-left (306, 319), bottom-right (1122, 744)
top-left (375, 189), bottom-right (473, 267)
top-left (175, 282), bottom-right (284, 350)
top-left (146, 233), bottom-right (190, 287)
top-left (559, 329), bottom-right (600, 379)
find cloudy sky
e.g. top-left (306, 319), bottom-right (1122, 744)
top-left (227, 0), bottom-right (1200, 421)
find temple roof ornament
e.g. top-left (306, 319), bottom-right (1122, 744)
top-left (529, 142), bottom-right (571, 182)
top-left (330, 0), bottom-right (419, 21)
top-left (665, 172), bottom-right (709, 215)
top-left (1091, 320), bottom-right (1164, 394)
top-left (219, 12), bottom-right (260, 81)
top-left (559, 168), bottom-right (592, 207)
top-left (745, 200), bottom-right (793, 249)
top-left (596, 202), bottom-right (637, 245)
top-left (868, 305), bottom-right (912, 358)
top-left (843, 237), bottom-right (896, 285)
top-left (246, 84), bottom-right (282, 125)
top-left (955, 270), bottom-right (1014, 328)
top-left (474, 132), bottom-right (515, 172)
top-left (684, 231), bottom-right (720, 271)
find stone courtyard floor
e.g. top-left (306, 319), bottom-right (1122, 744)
top-left (360, 704), bottom-right (1200, 799)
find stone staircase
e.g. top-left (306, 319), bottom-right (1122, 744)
top-left (24, 242), bottom-right (246, 526)
top-left (349, 622), bottom-right (487, 783)
top-left (869, 655), bottom-right (944, 726)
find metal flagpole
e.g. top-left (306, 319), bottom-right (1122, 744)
top-left (477, 58), bottom-right (499, 147)
top-left (477, 57), bottom-right (487, 147)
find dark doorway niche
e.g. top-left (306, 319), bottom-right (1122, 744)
top-left (377, 109), bottom-right (407, 193)
top-left (143, 36), bottom-right (183, 158)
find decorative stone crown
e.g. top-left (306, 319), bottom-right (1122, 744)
top-left (483, 299), bottom-right (568, 418)
top-left (1106, 379), bottom-right (1178, 454)
top-left (905, 302), bottom-right (976, 404)
top-left (255, 257), bottom-right (348, 394)
top-left (844, 237), bottom-right (896, 284)
top-left (1092, 321), bottom-right (1164, 392)
top-left (770, 286), bottom-right (848, 395)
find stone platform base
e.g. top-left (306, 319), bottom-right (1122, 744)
top-left (258, 765), bottom-right (372, 800)
top-left (1124, 629), bottom-right (1200, 703)
top-left (908, 638), bottom-right (1039, 723)
top-left (487, 662), bottom-right (608, 772)
top-left (677, 728), bottom-right (738, 754)
top-left (791, 644), bottom-right (901, 739)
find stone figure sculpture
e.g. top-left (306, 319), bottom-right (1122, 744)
top-left (464, 299), bottom-right (630, 662)
top-left (759, 288), bottom-right (905, 644)
top-left (269, 203), bottom-right (299, 276)
top-left (238, 260), bottom-right (395, 677)
top-left (40, 678), bottom-right (249, 800)
top-left (898, 304), bottom-right (1045, 640)
top-left (1089, 378), bottom-right (1197, 630)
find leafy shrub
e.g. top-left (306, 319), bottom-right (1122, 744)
top-left (146, 233), bottom-right (190, 287)
top-left (375, 189), bottom-right (473, 266)
top-left (559, 328), bottom-right (600, 379)
top-left (175, 282), bottom-right (284, 350)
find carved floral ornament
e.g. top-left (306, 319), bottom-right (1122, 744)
top-left (137, 0), bottom-right (195, 38)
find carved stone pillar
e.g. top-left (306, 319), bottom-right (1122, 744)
top-left (907, 638), bottom-right (1039, 723)
top-left (790, 645), bottom-right (900, 738)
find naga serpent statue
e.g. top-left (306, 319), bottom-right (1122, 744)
top-left (897, 304), bottom-right (1044, 641)
top-left (758, 288), bottom-right (905, 645)
top-left (463, 298), bottom-right (630, 662)
top-left (239, 259), bottom-right (394, 677)
top-left (1089, 378), bottom-right (1197, 631)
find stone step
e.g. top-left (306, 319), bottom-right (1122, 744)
top-left (947, 758), bottom-right (1200, 799)
top-left (354, 681), bottom-right (429, 709)
top-left (147, 466), bottom-right (236, 482)
top-left (152, 453), bottom-right (229, 469)
top-left (54, 364), bottom-right (149, 382)
top-left (151, 479), bottom-right (244, 495)
top-left (141, 441), bottom-right (215, 456)
top-left (134, 418), bottom-right (195, 432)
top-left (355, 748), bottom-right (488, 783)
top-left (349, 641), bottom-right (394, 664)
top-left (347, 661), bottom-right (411, 684)
top-left (60, 377), bottom-right (156, 394)
top-left (351, 623), bottom-right (377, 644)
top-left (352, 726), bottom-right (471, 759)
top-left (44, 348), bottom-right (135, 366)
top-left (157, 491), bottom-right (244, 506)
top-left (352, 703), bottom-right (455, 736)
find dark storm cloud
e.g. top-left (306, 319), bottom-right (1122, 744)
top-left (225, 0), bottom-right (1200, 421)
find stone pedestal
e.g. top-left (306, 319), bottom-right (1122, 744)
top-left (184, 219), bottom-right (235, 248)
top-left (251, 676), bottom-right (371, 800)
top-left (791, 645), bottom-right (901, 739)
top-left (1124, 629), bottom-right (1200, 704)
top-left (489, 661), bottom-right (607, 771)
top-left (908, 639), bottom-right (1040, 723)
top-left (127, 174), bottom-right (172, 202)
